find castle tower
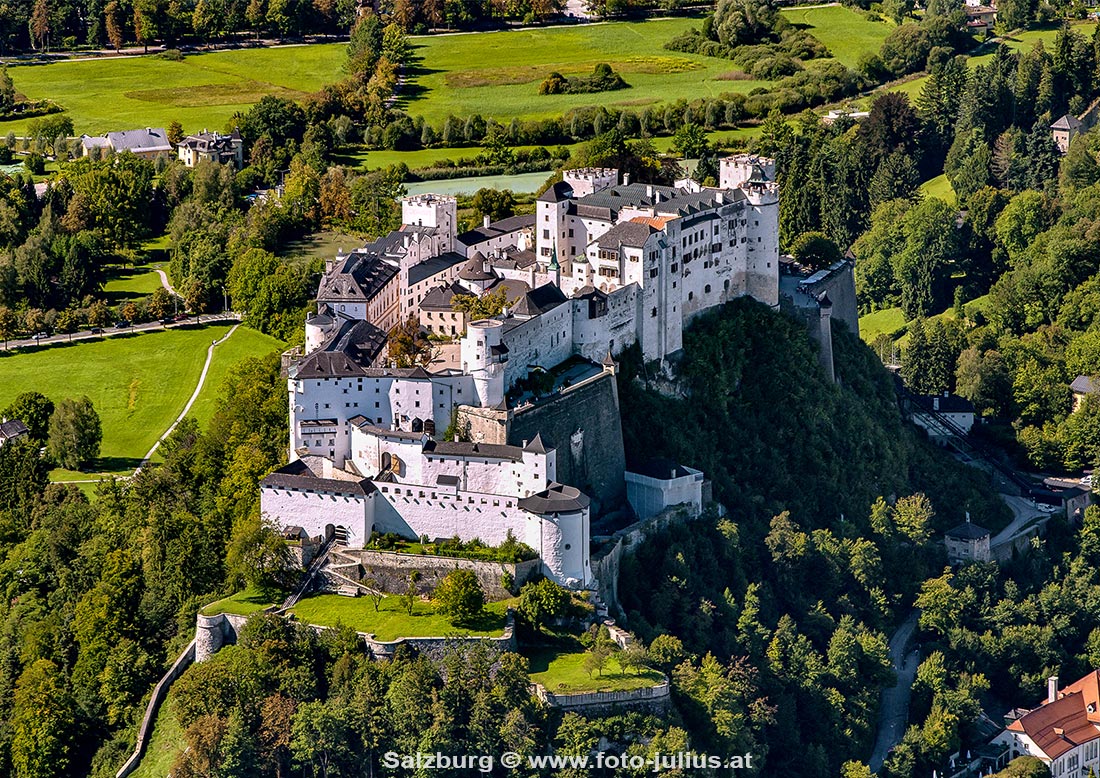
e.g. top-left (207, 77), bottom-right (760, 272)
top-left (519, 483), bottom-right (592, 587)
top-left (562, 167), bottom-right (618, 197)
top-left (720, 154), bottom-right (776, 190)
top-left (461, 319), bottom-right (507, 408)
top-left (744, 178), bottom-right (780, 307)
top-left (401, 194), bottom-right (457, 252)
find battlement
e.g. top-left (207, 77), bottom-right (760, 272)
top-left (564, 167), bottom-right (619, 197)
top-left (720, 154), bottom-right (776, 190)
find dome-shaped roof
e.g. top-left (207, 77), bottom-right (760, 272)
top-left (459, 252), bottom-right (495, 281)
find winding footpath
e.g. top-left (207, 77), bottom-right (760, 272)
top-left (870, 610), bottom-right (920, 772)
top-left (135, 323), bottom-right (240, 471)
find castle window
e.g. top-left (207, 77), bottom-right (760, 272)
top-left (565, 544), bottom-right (571, 550)
top-left (705, 284), bottom-right (711, 294)
top-left (688, 292), bottom-right (693, 301)
top-left (651, 307), bottom-right (657, 317)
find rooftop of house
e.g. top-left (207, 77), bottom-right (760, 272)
top-left (457, 214), bottom-right (535, 246)
top-left (459, 252), bottom-right (497, 282)
top-left (488, 247), bottom-right (538, 271)
top-left (318, 251), bottom-right (398, 302)
top-left (627, 457), bottom-right (696, 480)
top-left (291, 318), bottom-right (388, 379)
top-left (105, 127), bottom-right (173, 153)
top-left (261, 458), bottom-right (375, 496)
top-left (423, 438), bottom-right (527, 462)
top-left (179, 128), bottom-right (242, 151)
top-left (1006, 672), bottom-right (1100, 760)
top-left (420, 281), bottom-right (468, 311)
top-left (408, 251), bottom-right (467, 287)
top-left (944, 519), bottom-right (990, 540)
top-left (596, 220), bottom-right (659, 250)
top-left (1053, 114), bottom-right (1084, 131)
top-left (0, 419), bottom-right (29, 440)
top-left (518, 482), bottom-right (590, 513)
top-left (511, 283), bottom-right (568, 317)
top-left (558, 182), bottom-right (746, 223)
top-left (1072, 376), bottom-right (1098, 395)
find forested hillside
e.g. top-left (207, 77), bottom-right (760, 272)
top-left (617, 298), bottom-right (1009, 775)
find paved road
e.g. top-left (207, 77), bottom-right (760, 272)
top-left (870, 609), bottom-right (920, 773)
top-left (992, 495), bottom-right (1046, 549)
top-left (0, 313), bottom-right (241, 351)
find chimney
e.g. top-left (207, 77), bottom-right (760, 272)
top-left (1049, 676), bottom-right (1059, 704)
top-left (483, 214), bottom-right (491, 228)
top-left (623, 173), bottom-right (631, 185)
top-left (646, 185), bottom-right (653, 199)
top-left (933, 397), bottom-right (940, 411)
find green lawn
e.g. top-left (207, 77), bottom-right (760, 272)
top-left (6, 44), bottom-right (346, 135)
top-left (278, 229), bottom-right (363, 262)
top-left (102, 263), bottom-right (164, 305)
top-left (920, 173), bottom-right (956, 205)
top-left (187, 326), bottom-right (286, 429)
top-left (290, 594), bottom-right (513, 640)
top-left (859, 306), bottom-right (907, 343)
top-left (400, 19), bottom-right (772, 124)
top-left (201, 586), bottom-right (277, 617)
top-left (0, 322), bottom-right (282, 479)
top-left (779, 4), bottom-right (895, 68)
top-left (527, 648), bottom-right (665, 693)
top-left (129, 688), bottom-right (183, 778)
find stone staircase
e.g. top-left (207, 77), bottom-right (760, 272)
top-left (318, 547), bottom-right (386, 598)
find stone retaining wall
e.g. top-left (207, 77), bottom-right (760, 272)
top-left (334, 549), bottom-right (541, 600)
top-left (532, 679), bottom-right (671, 714)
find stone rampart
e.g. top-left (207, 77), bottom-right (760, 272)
top-left (508, 372), bottom-right (626, 511)
top-left (115, 640), bottom-right (196, 778)
top-left (531, 679), bottom-right (671, 714)
top-left (331, 549), bottom-right (541, 600)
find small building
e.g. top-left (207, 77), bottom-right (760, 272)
top-left (625, 458), bottom-right (704, 521)
top-left (0, 418), bottom-right (29, 447)
top-left (965, 5), bottom-right (997, 34)
top-left (1052, 114), bottom-right (1084, 154)
top-left (80, 128), bottom-right (173, 159)
top-left (177, 129), bottom-right (244, 169)
top-left (419, 281), bottom-right (468, 337)
top-left (911, 392), bottom-right (976, 442)
top-left (1039, 477), bottom-right (1093, 524)
top-left (992, 673), bottom-right (1100, 776)
top-left (944, 518), bottom-right (991, 564)
top-left (1072, 375), bottom-right (1098, 412)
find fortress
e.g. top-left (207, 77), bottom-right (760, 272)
top-left (260, 158), bottom-right (820, 589)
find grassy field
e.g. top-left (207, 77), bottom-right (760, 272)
top-left (6, 44), bottom-right (346, 135)
top-left (920, 173), bottom-right (956, 204)
top-left (527, 648), bottom-right (665, 693)
top-left (201, 586), bottom-right (276, 616)
top-left (102, 263), bottom-right (164, 305)
top-left (290, 594), bottom-right (512, 640)
top-left (187, 326), bottom-right (286, 428)
top-left (858, 306), bottom-right (907, 342)
top-left (0, 322), bottom-right (282, 479)
top-left (780, 4), bottom-right (895, 68)
top-left (129, 689), bottom-right (183, 778)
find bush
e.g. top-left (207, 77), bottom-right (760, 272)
top-left (517, 578), bottom-right (572, 629)
top-left (433, 569), bottom-right (485, 625)
top-left (23, 153), bottom-right (45, 175)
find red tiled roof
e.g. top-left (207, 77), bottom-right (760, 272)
top-left (1008, 673), bottom-right (1100, 759)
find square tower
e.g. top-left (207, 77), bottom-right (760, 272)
top-left (401, 194), bottom-right (458, 251)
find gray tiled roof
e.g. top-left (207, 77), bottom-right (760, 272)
top-left (423, 439), bottom-right (525, 462)
top-left (105, 128), bottom-right (173, 153)
top-left (0, 419), bottom-right (28, 439)
top-left (596, 220), bottom-right (658, 249)
top-left (408, 251), bottom-right (467, 287)
top-left (261, 459), bottom-right (375, 495)
top-left (519, 482), bottom-right (590, 513)
top-left (1072, 376), bottom-right (1098, 395)
top-left (317, 252), bottom-right (398, 302)
top-left (290, 319), bottom-right (388, 378)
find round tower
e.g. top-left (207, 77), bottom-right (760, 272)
top-left (461, 319), bottom-right (506, 408)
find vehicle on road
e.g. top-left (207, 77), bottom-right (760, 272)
top-left (115, 321), bottom-right (129, 329)
top-left (90, 327), bottom-right (103, 334)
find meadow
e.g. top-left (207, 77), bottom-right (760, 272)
top-left (0, 322), bottom-right (285, 479)
top-left (290, 594), bottom-right (512, 640)
top-left (6, 44), bottom-right (346, 135)
top-left (5, 8), bottom-right (893, 135)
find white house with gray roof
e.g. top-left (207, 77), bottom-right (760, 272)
top-left (79, 128), bottom-right (173, 159)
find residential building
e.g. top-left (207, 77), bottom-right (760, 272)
top-left (0, 418), bottom-right (29, 447)
top-left (177, 129), bottom-right (245, 169)
top-left (993, 673), bottom-right (1100, 777)
top-left (911, 392), bottom-right (977, 441)
top-left (79, 128), bottom-right (173, 159)
top-left (1072, 375), bottom-right (1098, 411)
top-left (1053, 114), bottom-right (1084, 154)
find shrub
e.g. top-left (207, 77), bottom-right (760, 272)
top-left (433, 569), bottom-right (485, 625)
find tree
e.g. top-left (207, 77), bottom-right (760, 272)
top-left (433, 569), bottom-right (485, 625)
top-left (104, 0), bottom-right (124, 50)
top-left (30, 0), bottom-right (50, 50)
top-left (790, 231), bottom-right (842, 271)
top-left (225, 517), bottom-right (295, 600)
top-left (517, 578), bottom-right (571, 630)
top-left (0, 68), bottom-right (14, 114)
top-left (671, 122), bottom-right (709, 159)
top-left (0, 304), bottom-right (18, 347)
top-left (452, 286), bottom-right (512, 322)
top-left (647, 634), bottom-right (685, 669)
top-left (583, 643), bottom-right (612, 677)
top-left (290, 701), bottom-right (357, 777)
top-left (894, 492), bottom-right (934, 545)
top-left (470, 188), bottom-right (515, 223)
top-left (47, 396), bottom-right (102, 470)
top-left (167, 120), bottom-right (185, 145)
top-left (10, 659), bottom-right (76, 778)
top-left (3, 391), bottom-right (53, 442)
